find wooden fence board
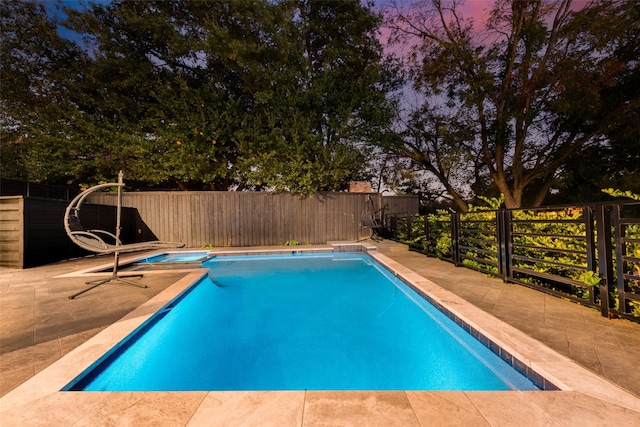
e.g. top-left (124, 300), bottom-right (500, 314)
top-left (0, 196), bottom-right (139, 268)
top-left (0, 197), bottom-right (23, 267)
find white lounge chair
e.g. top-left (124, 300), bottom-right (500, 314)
top-left (64, 171), bottom-right (184, 299)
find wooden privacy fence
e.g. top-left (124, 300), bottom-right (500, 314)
top-left (87, 192), bottom-right (418, 248)
top-left (1, 178), bottom-right (79, 201)
top-left (0, 196), bottom-right (136, 268)
top-left (1, 191), bottom-right (417, 268)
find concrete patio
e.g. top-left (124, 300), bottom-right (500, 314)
top-left (1, 240), bottom-right (639, 426)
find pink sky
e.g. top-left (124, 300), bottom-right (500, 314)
top-left (375, 0), bottom-right (493, 58)
top-left (375, 0), bottom-right (589, 59)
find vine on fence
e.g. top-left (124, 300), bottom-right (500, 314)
top-left (511, 208), bottom-right (592, 300)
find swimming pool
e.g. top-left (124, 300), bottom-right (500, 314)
top-left (63, 252), bottom-right (539, 391)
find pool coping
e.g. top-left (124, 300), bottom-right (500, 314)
top-left (1, 243), bottom-right (639, 421)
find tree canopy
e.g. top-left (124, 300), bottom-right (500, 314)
top-left (384, 0), bottom-right (640, 209)
top-left (1, 0), bottom-right (86, 181)
top-left (1, 0), bottom-right (400, 192)
top-left (2, 0), bottom-right (636, 204)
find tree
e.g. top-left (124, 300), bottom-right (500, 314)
top-left (385, 0), bottom-right (640, 210)
top-left (62, 0), bottom-right (263, 188)
top-left (549, 0), bottom-right (640, 203)
top-left (233, 0), bottom-right (402, 193)
top-left (2, 0), bottom-right (400, 192)
top-left (0, 0), bottom-right (86, 183)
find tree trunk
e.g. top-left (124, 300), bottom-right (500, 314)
top-left (174, 180), bottom-right (189, 191)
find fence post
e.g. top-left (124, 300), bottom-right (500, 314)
top-left (595, 204), bottom-right (614, 318)
top-left (390, 216), bottom-right (397, 240)
top-left (497, 209), bottom-right (512, 282)
top-left (584, 206), bottom-right (597, 306)
top-left (424, 215), bottom-right (431, 256)
top-left (611, 204), bottom-right (629, 315)
top-left (451, 212), bottom-right (460, 266)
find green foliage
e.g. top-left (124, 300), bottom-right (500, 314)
top-left (283, 240), bottom-right (310, 246)
top-left (599, 189), bottom-right (640, 314)
top-left (509, 208), bottom-right (593, 299)
top-left (470, 194), bottom-right (505, 211)
top-left (602, 189), bottom-right (640, 201)
top-left (0, 0), bottom-right (87, 183)
top-left (579, 271), bottom-right (601, 287)
top-left (1, 0), bottom-right (399, 192)
top-left (391, 204), bottom-right (635, 311)
top-left (397, 214), bottom-right (427, 250)
top-left (622, 222), bottom-right (640, 316)
top-left (421, 209), bottom-right (455, 258)
top-left (424, 199), bottom-right (503, 270)
top-left (459, 210), bottom-right (498, 275)
top-left (458, 196), bottom-right (505, 274)
top-left (392, 199), bottom-right (640, 318)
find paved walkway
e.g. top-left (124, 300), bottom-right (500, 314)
top-left (1, 241), bottom-right (639, 426)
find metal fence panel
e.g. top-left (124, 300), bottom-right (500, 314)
top-left (385, 201), bottom-right (640, 321)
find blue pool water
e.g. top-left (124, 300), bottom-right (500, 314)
top-left (139, 251), bottom-right (210, 263)
top-left (64, 252), bottom-right (539, 391)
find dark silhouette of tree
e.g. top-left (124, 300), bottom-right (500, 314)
top-left (0, 0), bottom-right (86, 183)
top-left (1, 0), bottom-right (400, 192)
top-left (385, 0), bottom-right (640, 209)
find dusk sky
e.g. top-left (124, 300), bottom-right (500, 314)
top-left (47, 0), bottom-right (496, 45)
top-left (44, 0), bottom-right (588, 78)
top-left (44, 0), bottom-right (500, 69)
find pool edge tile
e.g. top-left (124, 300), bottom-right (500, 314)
top-left (74, 392), bottom-right (207, 426)
top-left (405, 391), bottom-right (491, 426)
top-left (524, 391), bottom-right (640, 425)
top-left (464, 391), bottom-right (560, 426)
top-left (0, 391), bottom-right (109, 426)
top-left (530, 361), bottom-right (640, 412)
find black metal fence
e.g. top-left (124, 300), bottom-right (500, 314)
top-left (384, 201), bottom-right (640, 322)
